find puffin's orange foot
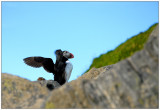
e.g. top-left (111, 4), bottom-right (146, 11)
top-left (37, 77), bottom-right (46, 81)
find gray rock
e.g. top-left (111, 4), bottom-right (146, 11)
top-left (1, 73), bottom-right (50, 109)
top-left (34, 80), bottom-right (60, 90)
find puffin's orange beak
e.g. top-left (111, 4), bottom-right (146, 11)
top-left (70, 53), bottom-right (74, 58)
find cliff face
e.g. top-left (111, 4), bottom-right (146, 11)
top-left (2, 25), bottom-right (159, 109)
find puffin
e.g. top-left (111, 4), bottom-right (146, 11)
top-left (23, 49), bottom-right (74, 85)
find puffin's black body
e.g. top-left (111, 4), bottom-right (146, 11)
top-left (54, 50), bottom-right (69, 85)
top-left (23, 49), bottom-right (74, 85)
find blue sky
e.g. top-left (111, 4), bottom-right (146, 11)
top-left (2, 1), bottom-right (158, 81)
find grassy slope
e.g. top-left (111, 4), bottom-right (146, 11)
top-left (85, 23), bottom-right (158, 73)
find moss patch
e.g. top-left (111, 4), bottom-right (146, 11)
top-left (84, 23), bottom-right (158, 74)
top-left (45, 102), bottom-right (55, 109)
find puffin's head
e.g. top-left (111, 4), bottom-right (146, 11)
top-left (63, 50), bottom-right (74, 59)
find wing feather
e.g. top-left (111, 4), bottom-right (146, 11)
top-left (23, 57), bottom-right (44, 67)
top-left (23, 57), bottom-right (54, 73)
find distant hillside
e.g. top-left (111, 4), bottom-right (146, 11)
top-left (85, 23), bottom-right (158, 73)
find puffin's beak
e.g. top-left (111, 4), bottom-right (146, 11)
top-left (70, 53), bottom-right (74, 58)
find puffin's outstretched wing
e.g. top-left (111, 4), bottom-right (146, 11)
top-left (23, 57), bottom-right (54, 73)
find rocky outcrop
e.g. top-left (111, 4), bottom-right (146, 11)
top-left (1, 74), bottom-right (61, 109)
top-left (2, 25), bottom-right (159, 109)
top-left (2, 73), bottom-right (49, 109)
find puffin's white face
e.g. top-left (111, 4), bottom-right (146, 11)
top-left (63, 51), bottom-right (74, 59)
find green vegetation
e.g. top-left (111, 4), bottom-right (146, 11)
top-left (45, 102), bottom-right (55, 109)
top-left (85, 23), bottom-right (158, 73)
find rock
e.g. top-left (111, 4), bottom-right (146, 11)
top-left (34, 79), bottom-right (60, 90)
top-left (2, 73), bottom-right (48, 109)
top-left (78, 65), bottom-right (113, 80)
top-left (1, 73), bottom-right (60, 109)
top-left (2, 25), bottom-right (158, 109)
